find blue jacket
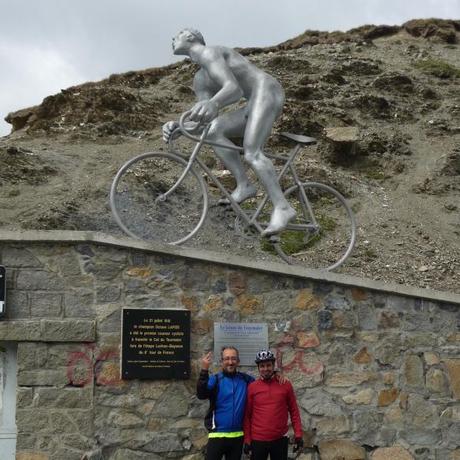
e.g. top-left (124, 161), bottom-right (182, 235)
top-left (197, 370), bottom-right (255, 432)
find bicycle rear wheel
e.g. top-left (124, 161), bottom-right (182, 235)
top-left (110, 152), bottom-right (208, 244)
top-left (273, 182), bottom-right (356, 271)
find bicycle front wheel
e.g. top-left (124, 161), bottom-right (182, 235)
top-left (110, 152), bottom-right (208, 244)
top-left (273, 182), bottom-right (356, 271)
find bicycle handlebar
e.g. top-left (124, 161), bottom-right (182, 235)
top-left (178, 110), bottom-right (243, 152)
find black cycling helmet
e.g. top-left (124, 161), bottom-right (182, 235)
top-left (255, 349), bottom-right (276, 364)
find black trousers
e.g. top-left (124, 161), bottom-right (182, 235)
top-left (205, 436), bottom-right (244, 460)
top-left (251, 437), bottom-right (289, 460)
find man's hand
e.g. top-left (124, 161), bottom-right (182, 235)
top-left (201, 351), bottom-right (213, 371)
top-left (162, 121), bottom-right (179, 143)
top-left (274, 371), bottom-right (289, 385)
top-left (189, 100), bottom-right (219, 123)
top-left (243, 443), bottom-right (251, 457)
top-left (293, 437), bottom-right (304, 452)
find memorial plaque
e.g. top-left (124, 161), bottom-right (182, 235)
top-left (214, 322), bottom-right (268, 366)
top-left (122, 308), bottom-right (190, 380)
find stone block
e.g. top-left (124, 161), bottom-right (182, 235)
top-left (96, 285), bottom-right (121, 303)
top-left (378, 310), bottom-right (400, 328)
top-left (296, 331), bottom-right (320, 348)
top-left (236, 294), bottom-right (263, 315)
top-left (96, 309), bottom-right (121, 334)
top-left (151, 384), bottom-right (190, 418)
top-left (318, 439), bottom-right (365, 460)
top-left (35, 387), bottom-right (93, 408)
top-left (426, 368), bottom-right (450, 395)
top-left (29, 292), bottom-right (62, 317)
top-left (180, 264), bottom-right (210, 290)
top-left (48, 409), bottom-right (94, 436)
top-left (41, 319), bottom-right (96, 342)
top-left (407, 394), bottom-right (439, 428)
top-left (17, 387), bottom-right (34, 408)
top-left (16, 453), bottom-right (49, 460)
top-left (211, 279), bottom-right (227, 294)
top-left (300, 389), bottom-right (342, 416)
top-left (357, 304), bottom-right (377, 330)
top-left (142, 432), bottom-right (184, 453)
top-left (228, 271), bottom-right (247, 296)
top-left (48, 445), bottom-right (84, 460)
top-left (403, 355), bottom-right (424, 389)
top-left (17, 342), bottom-right (48, 370)
top-left (371, 446), bottom-right (414, 459)
top-left (16, 433), bottom-right (36, 450)
top-left (17, 409), bottom-right (50, 433)
top-left (399, 428), bottom-right (441, 445)
top-left (378, 388), bottom-right (399, 406)
top-left (353, 410), bottom-right (384, 444)
top-left (108, 409), bottom-right (144, 428)
top-left (17, 270), bottom-right (65, 290)
top-left (2, 247), bottom-right (42, 267)
top-left (315, 415), bottom-right (350, 435)
top-left (5, 290), bottom-right (30, 319)
top-left (351, 287), bottom-right (368, 301)
top-left (64, 289), bottom-right (95, 318)
top-left (342, 388), bottom-right (374, 405)
top-left (353, 347), bottom-right (372, 364)
top-left (203, 295), bottom-right (224, 312)
top-left (444, 359), bottom-right (460, 399)
top-left (18, 368), bottom-right (69, 387)
top-left (111, 449), bottom-right (160, 460)
top-left (424, 352), bottom-right (440, 366)
top-left (327, 371), bottom-right (375, 387)
top-left (295, 289), bottom-right (321, 310)
top-left (0, 320), bottom-right (41, 341)
top-left (53, 252), bottom-right (83, 277)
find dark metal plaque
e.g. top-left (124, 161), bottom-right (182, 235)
top-left (0, 266), bottom-right (5, 318)
top-left (121, 308), bottom-right (190, 380)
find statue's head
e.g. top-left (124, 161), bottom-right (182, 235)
top-left (172, 28), bottom-right (205, 55)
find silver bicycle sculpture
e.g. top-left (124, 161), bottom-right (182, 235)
top-left (110, 112), bottom-right (357, 271)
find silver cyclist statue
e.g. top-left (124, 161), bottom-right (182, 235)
top-left (162, 28), bottom-right (296, 236)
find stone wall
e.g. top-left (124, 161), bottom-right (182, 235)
top-left (0, 234), bottom-right (459, 460)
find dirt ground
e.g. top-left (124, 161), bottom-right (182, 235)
top-left (1, 20), bottom-right (459, 293)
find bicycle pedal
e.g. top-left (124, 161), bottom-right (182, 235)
top-left (269, 235), bottom-right (280, 243)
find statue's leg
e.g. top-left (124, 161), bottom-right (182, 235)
top-left (243, 84), bottom-right (295, 235)
top-left (207, 107), bottom-right (256, 203)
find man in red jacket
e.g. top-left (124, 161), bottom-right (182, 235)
top-left (243, 350), bottom-right (303, 460)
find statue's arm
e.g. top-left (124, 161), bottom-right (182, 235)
top-left (193, 70), bottom-right (216, 101)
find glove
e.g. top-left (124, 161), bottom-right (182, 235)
top-left (243, 443), bottom-right (251, 455)
top-left (293, 437), bottom-right (304, 452)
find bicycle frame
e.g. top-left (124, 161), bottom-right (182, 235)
top-left (167, 111), bottom-right (319, 236)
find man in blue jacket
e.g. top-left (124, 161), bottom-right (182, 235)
top-left (197, 346), bottom-right (254, 460)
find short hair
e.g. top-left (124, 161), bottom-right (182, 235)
top-left (220, 346), bottom-right (239, 360)
top-left (181, 28), bottom-right (206, 46)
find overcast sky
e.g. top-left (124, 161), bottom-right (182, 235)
top-left (1, 0), bottom-right (459, 136)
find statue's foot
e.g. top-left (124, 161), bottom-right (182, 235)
top-left (218, 184), bottom-right (257, 205)
top-left (261, 206), bottom-right (296, 237)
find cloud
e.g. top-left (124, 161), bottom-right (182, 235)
top-left (1, 0), bottom-right (459, 136)
top-left (0, 42), bottom-right (87, 135)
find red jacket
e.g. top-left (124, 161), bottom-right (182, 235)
top-left (243, 377), bottom-right (302, 443)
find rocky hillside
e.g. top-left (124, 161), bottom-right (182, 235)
top-left (1, 19), bottom-right (459, 293)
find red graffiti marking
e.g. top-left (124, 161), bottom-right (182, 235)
top-left (276, 349), bottom-right (324, 375)
top-left (67, 345), bottom-right (121, 387)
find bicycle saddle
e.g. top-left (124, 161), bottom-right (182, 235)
top-left (280, 132), bottom-right (317, 145)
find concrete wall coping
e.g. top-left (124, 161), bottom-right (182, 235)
top-left (0, 319), bottom-right (96, 342)
top-left (1, 230), bottom-right (459, 306)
